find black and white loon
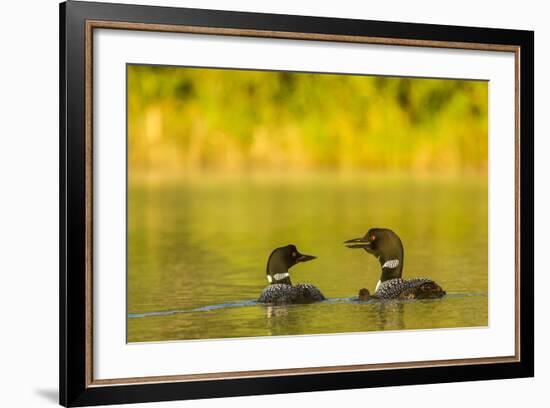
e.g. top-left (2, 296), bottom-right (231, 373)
top-left (258, 245), bottom-right (325, 305)
top-left (344, 228), bottom-right (446, 300)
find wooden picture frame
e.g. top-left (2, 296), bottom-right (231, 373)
top-left (60, 1), bottom-right (534, 406)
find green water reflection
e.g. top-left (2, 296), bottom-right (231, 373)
top-left (127, 174), bottom-right (488, 342)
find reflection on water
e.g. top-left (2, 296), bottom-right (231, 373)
top-left (127, 174), bottom-right (488, 342)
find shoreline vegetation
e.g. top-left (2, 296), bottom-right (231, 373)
top-left (128, 169), bottom-right (488, 186)
top-left (128, 66), bottom-right (488, 176)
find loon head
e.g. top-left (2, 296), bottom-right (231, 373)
top-left (265, 245), bottom-right (317, 285)
top-left (344, 228), bottom-right (404, 282)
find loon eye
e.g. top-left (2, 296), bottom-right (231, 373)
top-left (292, 252), bottom-right (297, 257)
top-left (370, 235), bottom-right (376, 241)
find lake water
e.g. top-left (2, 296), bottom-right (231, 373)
top-left (127, 174), bottom-right (488, 342)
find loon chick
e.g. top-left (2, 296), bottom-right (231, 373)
top-left (358, 288), bottom-right (372, 301)
top-left (258, 245), bottom-right (325, 305)
top-left (344, 228), bottom-right (446, 300)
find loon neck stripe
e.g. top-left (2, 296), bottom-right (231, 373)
top-left (382, 259), bottom-right (400, 269)
top-left (267, 272), bottom-right (289, 283)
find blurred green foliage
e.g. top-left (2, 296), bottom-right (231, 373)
top-left (128, 65), bottom-right (487, 174)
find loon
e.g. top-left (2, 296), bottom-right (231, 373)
top-left (258, 245), bottom-right (325, 305)
top-left (344, 228), bottom-right (446, 300)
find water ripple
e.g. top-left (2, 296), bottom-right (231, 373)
top-left (128, 292), bottom-right (486, 319)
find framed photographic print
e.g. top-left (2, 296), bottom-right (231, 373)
top-left (59, 0), bottom-right (534, 406)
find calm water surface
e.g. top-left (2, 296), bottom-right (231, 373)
top-left (127, 174), bottom-right (488, 342)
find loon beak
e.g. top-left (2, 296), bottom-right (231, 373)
top-left (296, 253), bottom-right (316, 263)
top-left (344, 237), bottom-right (371, 249)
